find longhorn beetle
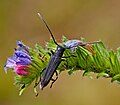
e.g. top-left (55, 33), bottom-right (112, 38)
top-left (38, 13), bottom-right (99, 90)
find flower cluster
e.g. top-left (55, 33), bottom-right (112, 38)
top-left (4, 41), bottom-right (48, 95)
top-left (4, 41), bottom-right (31, 76)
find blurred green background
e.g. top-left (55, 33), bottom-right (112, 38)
top-left (0, 0), bottom-right (120, 105)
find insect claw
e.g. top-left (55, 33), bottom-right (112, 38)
top-left (40, 84), bottom-right (44, 90)
top-left (35, 93), bottom-right (39, 97)
top-left (50, 71), bottom-right (58, 88)
top-left (50, 79), bottom-right (55, 88)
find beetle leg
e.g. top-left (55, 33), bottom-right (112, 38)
top-left (39, 67), bottom-right (46, 82)
top-left (62, 55), bottom-right (76, 69)
top-left (39, 50), bottom-right (54, 59)
top-left (47, 50), bottom-right (54, 56)
top-left (61, 59), bottom-right (66, 61)
top-left (34, 78), bottom-right (39, 96)
top-left (62, 56), bottom-right (70, 58)
top-left (34, 67), bottom-right (46, 89)
top-left (50, 50), bottom-right (54, 55)
top-left (21, 84), bottom-right (25, 90)
top-left (62, 55), bottom-right (76, 58)
top-left (61, 58), bottom-right (69, 69)
top-left (48, 52), bottom-right (51, 56)
top-left (50, 71), bottom-right (58, 88)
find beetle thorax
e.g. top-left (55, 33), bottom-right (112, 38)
top-left (54, 45), bottom-right (65, 57)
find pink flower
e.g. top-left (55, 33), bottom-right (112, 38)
top-left (15, 65), bottom-right (30, 76)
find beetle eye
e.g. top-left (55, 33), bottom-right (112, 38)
top-left (58, 47), bottom-right (60, 50)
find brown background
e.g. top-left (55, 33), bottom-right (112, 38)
top-left (0, 0), bottom-right (120, 105)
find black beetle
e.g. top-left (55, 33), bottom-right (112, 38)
top-left (38, 13), bottom-right (99, 90)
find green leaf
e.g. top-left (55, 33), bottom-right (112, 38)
top-left (80, 37), bottom-right (86, 42)
top-left (62, 36), bottom-right (68, 42)
top-left (111, 74), bottom-right (120, 82)
top-left (68, 68), bottom-right (76, 75)
top-left (19, 88), bottom-right (26, 96)
top-left (97, 72), bottom-right (109, 79)
top-left (82, 71), bottom-right (93, 79)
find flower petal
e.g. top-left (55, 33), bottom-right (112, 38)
top-left (16, 40), bottom-right (29, 52)
top-left (15, 65), bottom-right (30, 75)
top-left (4, 57), bottom-right (16, 73)
top-left (14, 51), bottom-right (31, 59)
top-left (16, 57), bottom-right (32, 65)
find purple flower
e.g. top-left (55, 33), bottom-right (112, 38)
top-left (4, 41), bottom-right (32, 76)
top-left (16, 40), bottom-right (29, 53)
top-left (4, 57), bottom-right (16, 73)
top-left (16, 57), bottom-right (32, 65)
top-left (14, 51), bottom-right (31, 60)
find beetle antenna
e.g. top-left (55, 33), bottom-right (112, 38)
top-left (37, 13), bottom-right (59, 46)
